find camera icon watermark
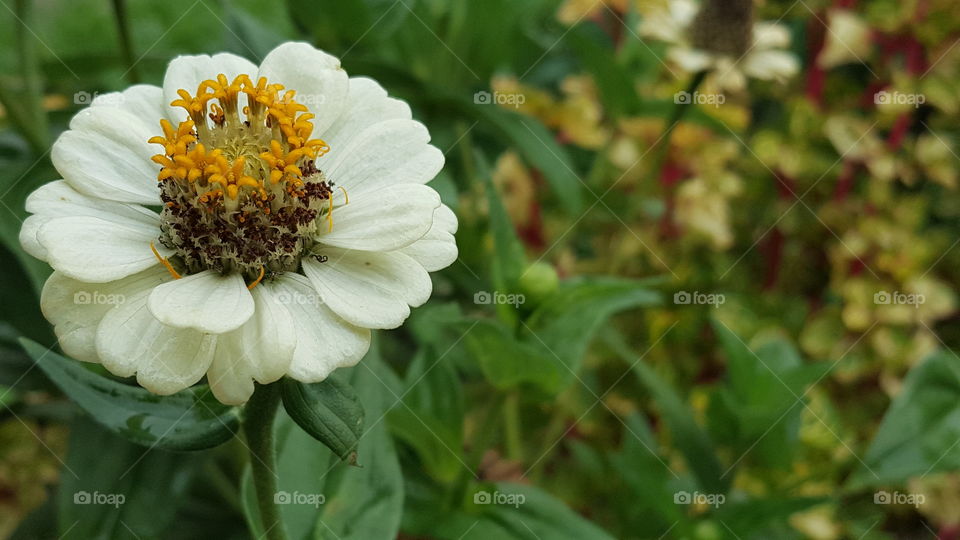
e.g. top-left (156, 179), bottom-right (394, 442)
top-left (473, 490), bottom-right (526, 508)
top-left (73, 90), bottom-right (125, 107)
top-left (274, 490), bottom-right (326, 508)
top-left (874, 490), bottom-right (925, 508)
top-left (673, 490), bottom-right (725, 508)
top-left (473, 90), bottom-right (526, 108)
top-left (874, 90), bottom-right (925, 108)
top-left (474, 290), bottom-right (525, 308)
top-left (674, 91), bottom-right (725, 107)
top-left (873, 290), bottom-right (925, 308)
top-left (673, 290), bottom-right (725, 308)
top-left (73, 490), bottom-right (126, 508)
top-left (73, 290), bottom-right (126, 306)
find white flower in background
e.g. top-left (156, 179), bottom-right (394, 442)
top-left (817, 10), bottom-right (872, 69)
top-left (639, 0), bottom-right (800, 92)
top-left (20, 42), bottom-right (457, 405)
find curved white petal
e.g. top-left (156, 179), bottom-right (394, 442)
top-left (274, 273), bottom-right (370, 382)
top-left (147, 270), bottom-right (254, 334)
top-left (325, 119), bottom-right (444, 195)
top-left (96, 290), bottom-right (216, 395)
top-left (257, 42), bottom-right (348, 135)
top-left (21, 180), bottom-right (159, 261)
top-left (206, 282), bottom-right (296, 405)
top-left (302, 248), bottom-right (431, 329)
top-left (318, 183), bottom-right (441, 251)
top-left (321, 77), bottom-right (411, 161)
top-left (753, 22), bottom-right (792, 50)
top-left (38, 214), bottom-right (168, 283)
top-left (92, 84), bottom-right (166, 138)
top-left (52, 106), bottom-right (161, 205)
top-left (40, 267), bottom-right (168, 363)
top-left (163, 52), bottom-right (257, 123)
top-left (398, 204), bottom-right (459, 272)
top-left (668, 47), bottom-right (714, 73)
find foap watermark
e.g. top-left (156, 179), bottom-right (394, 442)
top-left (73, 290), bottom-right (125, 306)
top-left (295, 93), bottom-right (327, 107)
top-left (74, 490), bottom-right (125, 508)
top-left (873, 290), bottom-right (925, 308)
top-left (73, 90), bottom-right (125, 106)
top-left (874, 90), bottom-right (925, 108)
top-left (474, 290), bottom-right (525, 307)
top-left (674, 90), bottom-right (725, 107)
top-left (473, 90), bottom-right (526, 108)
top-left (274, 490), bottom-right (326, 508)
top-left (474, 490), bottom-right (526, 508)
top-left (874, 490), bottom-right (925, 508)
top-left (674, 491), bottom-right (725, 508)
top-left (274, 290), bottom-right (324, 306)
top-left (674, 290), bottom-right (725, 308)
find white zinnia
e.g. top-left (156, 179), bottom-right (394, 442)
top-left (639, 0), bottom-right (800, 92)
top-left (20, 42), bottom-right (457, 405)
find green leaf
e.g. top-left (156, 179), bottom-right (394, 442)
top-left (850, 350), bottom-right (960, 488)
top-left (468, 483), bottom-right (615, 539)
top-left (57, 418), bottom-right (201, 539)
top-left (316, 354), bottom-right (404, 539)
top-left (629, 359), bottom-right (728, 494)
top-left (280, 374), bottom-right (364, 464)
top-left (568, 25), bottom-right (640, 117)
top-left (523, 277), bottom-right (661, 386)
top-left (388, 347), bottom-right (465, 482)
top-left (483, 169), bottom-right (527, 292)
top-left (21, 338), bottom-right (239, 451)
top-left (469, 104), bottom-right (583, 214)
top-left (460, 319), bottom-right (564, 394)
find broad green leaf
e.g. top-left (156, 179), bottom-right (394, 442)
top-left (712, 497), bottom-right (830, 538)
top-left (21, 339), bottom-right (239, 451)
top-left (483, 170), bottom-right (527, 292)
top-left (849, 350), bottom-right (960, 488)
top-left (459, 319), bottom-right (564, 394)
top-left (280, 374), bottom-right (364, 464)
top-left (57, 418), bottom-right (201, 539)
top-left (315, 350), bottom-right (404, 539)
top-left (523, 277), bottom-right (661, 386)
top-left (0, 323), bottom-right (52, 391)
top-left (388, 347), bottom-right (465, 482)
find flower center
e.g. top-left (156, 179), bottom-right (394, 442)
top-left (148, 73), bottom-right (339, 282)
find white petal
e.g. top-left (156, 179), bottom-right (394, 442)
top-left (206, 332), bottom-right (254, 405)
top-left (163, 52), bottom-right (257, 123)
top-left (753, 22), bottom-right (792, 49)
top-left (206, 282), bottom-right (297, 404)
top-left (147, 270), bottom-right (254, 334)
top-left (96, 290), bottom-right (216, 395)
top-left (257, 42), bottom-right (348, 135)
top-left (398, 203), bottom-right (459, 272)
top-left (325, 119), bottom-right (444, 195)
top-left (40, 267), bottom-right (168, 362)
top-left (274, 273), bottom-right (370, 382)
top-left (91, 84), bottom-right (166, 138)
top-left (321, 77), bottom-right (411, 160)
top-left (38, 215), bottom-right (168, 283)
top-left (318, 183), bottom-right (441, 251)
top-left (743, 50), bottom-right (800, 81)
top-left (21, 180), bottom-right (159, 261)
top-left (52, 106), bottom-right (162, 205)
top-left (302, 248), bottom-right (432, 329)
top-left (668, 47), bottom-right (714, 73)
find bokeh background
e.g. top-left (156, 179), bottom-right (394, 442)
top-left (3, 0), bottom-right (960, 538)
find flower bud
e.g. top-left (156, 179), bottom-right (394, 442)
top-left (519, 262), bottom-right (559, 303)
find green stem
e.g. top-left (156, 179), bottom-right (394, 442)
top-left (648, 70), bottom-right (708, 187)
top-left (503, 391), bottom-right (523, 461)
top-left (9, 0), bottom-right (47, 154)
top-left (110, 0), bottom-right (140, 83)
top-left (243, 383), bottom-right (287, 540)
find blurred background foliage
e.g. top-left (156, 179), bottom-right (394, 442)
top-left (3, 0), bottom-right (960, 538)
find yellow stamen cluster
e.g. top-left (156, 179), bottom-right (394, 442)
top-left (148, 73), bottom-right (330, 202)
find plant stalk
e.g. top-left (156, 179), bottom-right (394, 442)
top-left (243, 383), bottom-right (287, 540)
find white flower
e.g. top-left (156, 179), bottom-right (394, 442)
top-left (639, 0), bottom-right (800, 92)
top-left (20, 42), bottom-right (458, 405)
